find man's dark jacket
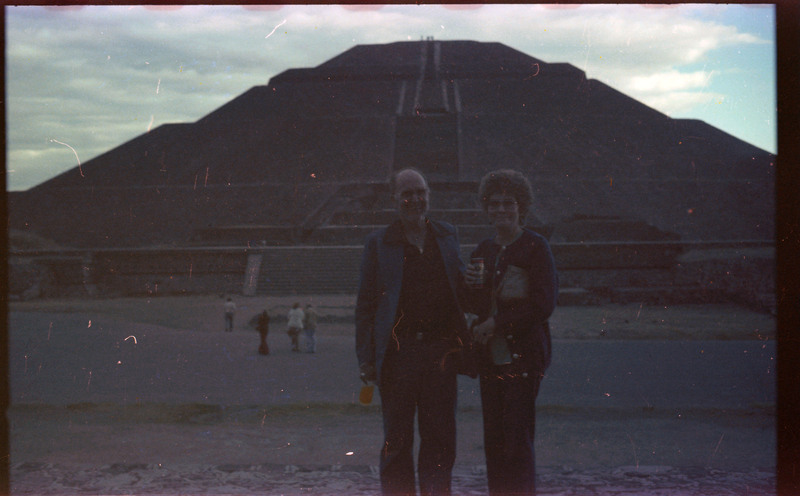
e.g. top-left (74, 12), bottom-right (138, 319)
top-left (355, 219), bottom-right (475, 383)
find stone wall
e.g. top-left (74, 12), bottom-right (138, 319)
top-left (9, 249), bottom-right (249, 299)
top-left (8, 242), bottom-right (774, 313)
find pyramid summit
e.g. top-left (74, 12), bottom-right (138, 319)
top-left (10, 39), bottom-right (774, 248)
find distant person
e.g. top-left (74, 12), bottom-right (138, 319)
top-left (286, 303), bottom-right (304, 352)
top-left (303, 303), bottom-right (318, 353)
top-left (356, 168), bottom-right (475, 496)
top-left (257, 310), bottom-right (270, 355)
top-left (223, 297), bottom-right (236, 332)
top-left (464, 169), bottom-right (559, 496)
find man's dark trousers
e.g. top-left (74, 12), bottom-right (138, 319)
top-left (379, 338), bottom-right (458, 496)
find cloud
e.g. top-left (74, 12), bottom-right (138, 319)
top-left (619, 69), bottom-right (723, 117)
top-left (640, 91), bottom-right (724, 117)
top-left (627, 69), bottom-right (715, 94)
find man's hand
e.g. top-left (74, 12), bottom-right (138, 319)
top-left (360, 363), bottom-right (377, 384)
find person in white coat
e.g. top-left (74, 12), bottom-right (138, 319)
top-left (286, 303), bottom-right (304, 352)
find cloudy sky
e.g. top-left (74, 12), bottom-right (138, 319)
top-left (6, 4), bottom-right (776, 191)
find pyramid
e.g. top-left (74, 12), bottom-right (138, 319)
top-left (9, 39), bottom-right (774, 248)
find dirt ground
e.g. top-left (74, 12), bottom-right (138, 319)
top-left (9, 296), bottom-right (776, 472)
top-left (10, 402), bottom-right (774, 471)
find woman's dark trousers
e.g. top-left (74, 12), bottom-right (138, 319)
top-left (480, 370), bottom-right (542, 496)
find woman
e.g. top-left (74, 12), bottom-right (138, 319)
top-left (286, 303), bottom-right (304, 352)
top-left (223, 297), bottom-right (236, 332)
top-left (464, 169), bottom-right (558, 496)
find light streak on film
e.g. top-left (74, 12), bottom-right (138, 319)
top-left (49, 139), bottom-right (84, 177)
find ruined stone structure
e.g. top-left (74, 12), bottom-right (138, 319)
top-left (8, 40), bottom-right (775, 305)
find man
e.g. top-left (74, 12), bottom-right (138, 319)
top-left (256, 309), bottom-right (270, 355)
top-left (303, 303), bottom-right (318, 353)
top-left (355, 168), bottom-right (474, 496)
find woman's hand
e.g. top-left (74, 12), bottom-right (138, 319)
top-left (472, 317), bottom-right (495, 345)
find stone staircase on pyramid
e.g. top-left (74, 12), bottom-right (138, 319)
top-left (233, 180), bottom-right (760, 307)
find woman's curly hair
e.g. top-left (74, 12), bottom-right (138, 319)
top-left (478, 169), bottom-right (534, 220)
